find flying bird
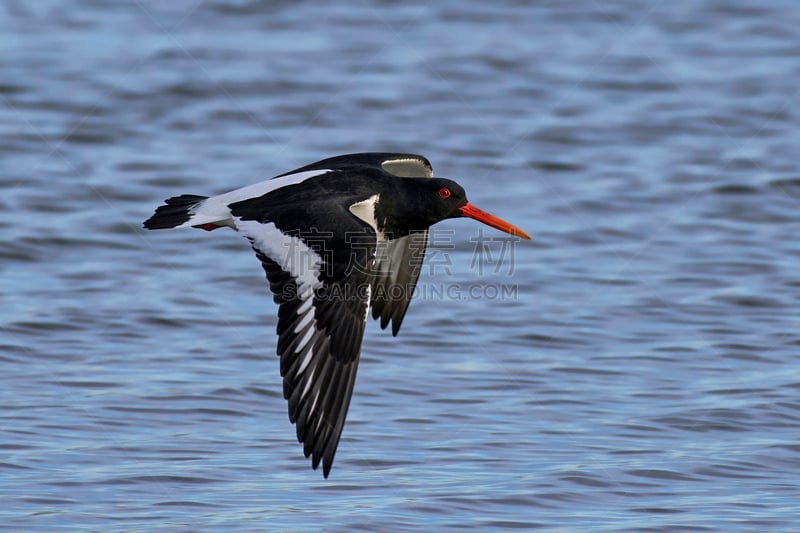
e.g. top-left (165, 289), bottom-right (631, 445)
top-left (143, 153), bottom-right (530, 477)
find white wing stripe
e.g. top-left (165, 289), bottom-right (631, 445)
top-left (297, 297), bottom-right (314, 315)
top-left (296, 325), bottom-right (315, 353)
top-left (301, 370), bottom-right (315, 399)
top-left (294, 308), bottom-right (315, 334)
top-left (297, 345), bottom-right (315, 375)
top-left (178, 169), bottom-right (332, 228)
top-left (235, 220), bottom-right (324, 291)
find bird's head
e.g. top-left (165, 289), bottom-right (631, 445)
top-left (408, 178), bottom-right (531, 240)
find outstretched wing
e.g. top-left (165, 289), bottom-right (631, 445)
top-left (370, 231), bottom-right (428, 336)
top-left (278, 152), bottom-right (434, 336)
top-left (231, 203), bottom-right (376, 478)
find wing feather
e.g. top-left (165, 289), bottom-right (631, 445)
top-left (234, 215), bottom-right (374, 478)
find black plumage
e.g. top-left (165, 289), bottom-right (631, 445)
top-left (143, 152), bottom-right (529, 478)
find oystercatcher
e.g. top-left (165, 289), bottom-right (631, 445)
top-left (143, 153), bottom-right (530, 477)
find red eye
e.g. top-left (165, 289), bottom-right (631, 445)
top-left (438, 187), bottom-right (451, 199)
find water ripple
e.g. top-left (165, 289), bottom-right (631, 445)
top-left (3, 0), bottom-right (800, 530)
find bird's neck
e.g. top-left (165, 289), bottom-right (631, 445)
top-left (373, 188), bottom-right (433, 241)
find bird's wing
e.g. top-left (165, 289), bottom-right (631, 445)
top-left (275, 152), bottom-right (432, 179)
top-left (277, 152), bottom-right (434, 336)
top-left (370, 231), bottom-right (428, 336)
top-left (364, 155), bottom-right (433, 336)
top-left (230, 202), bottom-right (376, 478)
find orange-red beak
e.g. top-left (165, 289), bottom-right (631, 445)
top-left (459, 203), bottom-right (531, 240)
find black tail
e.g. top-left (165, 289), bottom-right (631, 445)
top-left (143, 194), bottom-right (208, 230)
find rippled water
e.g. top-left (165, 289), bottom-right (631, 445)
top-left (3, 1), bottom-right (800, 530)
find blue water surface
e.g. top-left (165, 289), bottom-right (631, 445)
top-left (2, 1), bottom-right (800, 531)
